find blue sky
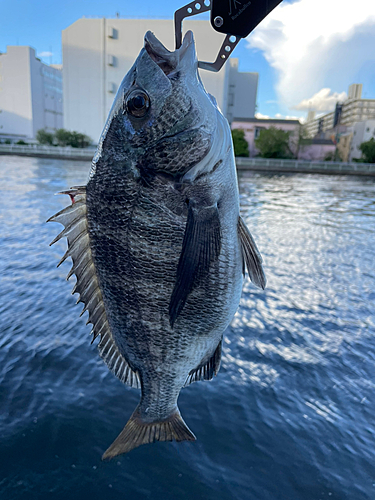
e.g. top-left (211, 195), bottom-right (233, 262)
top-left (1, 0), bottom-right (374, 119)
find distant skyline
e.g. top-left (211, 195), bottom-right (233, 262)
top-left (1, 0), bottom-right (374, 119)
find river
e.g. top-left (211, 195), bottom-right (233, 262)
top-left (0, 155), bottom-right (374, 500)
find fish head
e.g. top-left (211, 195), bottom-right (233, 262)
top-left (91, 31), bottom-right (220, 179)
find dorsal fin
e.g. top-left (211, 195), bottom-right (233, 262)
top-left (48, 186), bottom-right (140, 389)
top-left (184, 339), bottom-right (222, 387)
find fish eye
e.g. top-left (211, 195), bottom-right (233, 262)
top-left (126, 90), bottom-right (150, 118)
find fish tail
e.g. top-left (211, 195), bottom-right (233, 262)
top-left (102, 405), bottom-right (196, 460)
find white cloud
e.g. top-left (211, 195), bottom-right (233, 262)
top-left (293, 88), bottom-right (347, 112)
top-left (255, 111), bottom-right (302, 122)
top-left (274, 113), bottom-right (300, 121)
top-left (247, 0), bottom-right (375, 111)
top-left (38, 51), bottom-right (53, 58)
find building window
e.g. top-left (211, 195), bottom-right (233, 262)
top-left (254, 127), bottom-right (264, 138)
top-left (107, 27), bottom-right (118, 39)
top-left (108, 82), bottom-right (116, 93)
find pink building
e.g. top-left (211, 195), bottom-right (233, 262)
top-left (231, 117), bottom-right (301, 157)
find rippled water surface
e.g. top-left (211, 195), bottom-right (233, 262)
top-left (1, 155), bottom-right (374, 500)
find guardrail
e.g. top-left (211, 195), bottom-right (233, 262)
top-left (0, 144), bottom-right (94, 160)
top-left (1, 145), bottom-right (374, 175)
top-left (236, 157), bottom-right (375, 176)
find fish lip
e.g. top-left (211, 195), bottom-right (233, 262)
top-left (144, 31), bottom-right (194, 75)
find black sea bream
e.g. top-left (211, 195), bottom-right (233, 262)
top-left (48, 30), bottom-right (266, 459)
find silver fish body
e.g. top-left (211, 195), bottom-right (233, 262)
top-left (49, 30), bottom-right (266, 458)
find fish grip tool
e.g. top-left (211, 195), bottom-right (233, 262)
top-left (175, 0), bottom-right (283, 72)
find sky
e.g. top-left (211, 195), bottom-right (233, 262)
top-left (1, 0), bottom-right (374, 120)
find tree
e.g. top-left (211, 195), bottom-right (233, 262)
top-left (36, 128), bottom-right (54, 145)
top-left (55, 128), bottom-right (91, 148)
top-left (69, 131), bottom-right (91, 148)
top-left (55, 128), bottom-right (73, 147)
top-left (255, 126), bottom-right (294, 159)
top-left (231, 129), bottom-right (249, 157)
top-left (358, 137), bottom-right (375, 163)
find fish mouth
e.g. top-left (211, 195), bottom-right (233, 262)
top-left (144, 31), bottom-right (195, 76)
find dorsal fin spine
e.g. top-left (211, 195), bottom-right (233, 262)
top-left (49, 188), bottom-right (141, 390)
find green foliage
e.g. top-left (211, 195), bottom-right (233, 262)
top-left (4, 139), bottom-right (11, 144)
top-left (55, 128), bottom-right (72, 147)
top-left (255, 126), bottom-right (293, 159)
top-left (16, 139), bottom-right (28, 145)
top-left (36, 129), bottom-right (55, 145)
top-left (55, 129), bottom-right (91, 148)
top-left (231, 129), bottom-right (249, 157)
top-left (37, 128), bottom-right (92, 148)
top-left (358, 137), bottom-right (375, 163)
top-left (69, 131), bottom-right (91, 148)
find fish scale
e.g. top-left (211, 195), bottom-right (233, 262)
top-left (49, 30), bottom-right (266, 459)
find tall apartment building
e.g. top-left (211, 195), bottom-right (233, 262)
top-left (303, 84), bottom-right (375, 138)
top-left (0, 46), bottom-right (63, 140)
top-left (62, 18), bottom-right (258, 143)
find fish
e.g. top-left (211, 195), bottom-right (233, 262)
top-left (48, 30), bottom-right (266, 459)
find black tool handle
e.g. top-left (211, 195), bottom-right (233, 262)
top-left (210, 0), bottom-right (283, 38)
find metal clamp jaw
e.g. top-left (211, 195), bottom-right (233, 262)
top-left (174, 0), bottom-right (284, 72)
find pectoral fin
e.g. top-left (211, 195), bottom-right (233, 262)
top-left (169, 204), bottom-right (221, 326)
top-left (238, 216), bottom-right (266, 289)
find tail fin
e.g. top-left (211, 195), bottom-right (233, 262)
top-left (102, 406), bottom-right (196, 460)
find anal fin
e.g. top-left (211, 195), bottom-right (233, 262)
top-left (184, 339), bottom-right (222, 386)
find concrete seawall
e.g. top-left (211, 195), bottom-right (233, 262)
top-left (236, 157), bottom-right (375, 176)
top-left (0, 144), bottom-right (94, 161)
top-left (1, 145), bottom-right (374, 176)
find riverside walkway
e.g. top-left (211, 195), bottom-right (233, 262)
top-left (1, 144), bottom-right (374, 176)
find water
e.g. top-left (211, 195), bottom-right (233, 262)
top-left (0, 155), bottom-right (374, 500)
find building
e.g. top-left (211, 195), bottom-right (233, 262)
top-left (303, 84), bottom-right (375, 138)
top-left (349, 119), bottom-right (375, 161)
top-left (231, 117), bottom-right (301, 157)
top-left (226, 59), bottom-right (258, 123)
top-left (336, 132), bottom-right (353, 162)
top-left (62, 17), bottom-right (258, 143)
top-left (0, 46), bottom-right (63, 141)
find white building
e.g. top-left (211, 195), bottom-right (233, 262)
top-left (62, 18), bottom-right (258, 143)
top-left (0, 46), bottom-right (63, 141)
top-left (349, 119), bottom-right (375, 161)
top-left (303, 84), bottom-right (375, 138)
